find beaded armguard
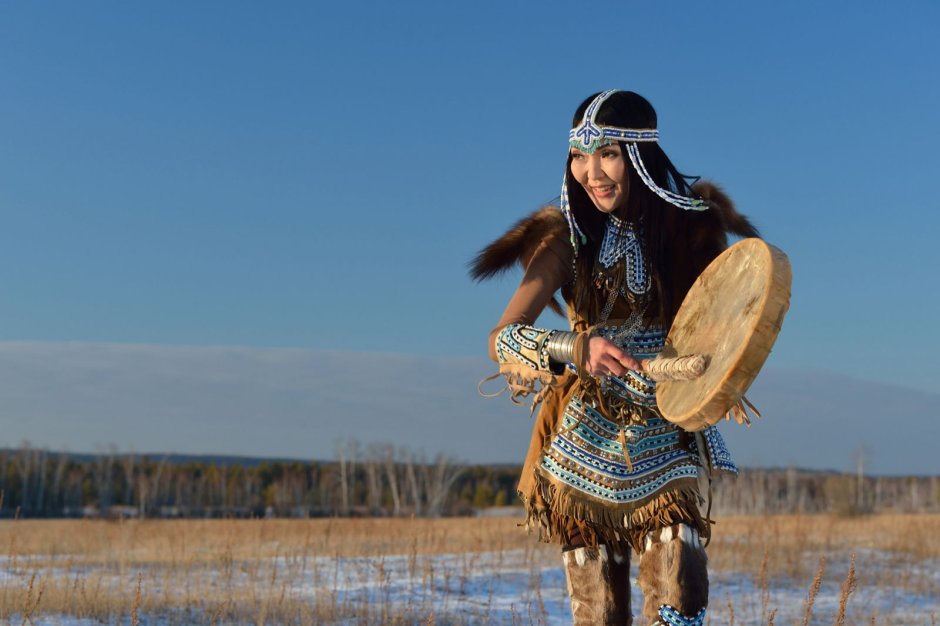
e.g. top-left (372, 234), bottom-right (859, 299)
top-left (492, 323), bottom-right (563, 410)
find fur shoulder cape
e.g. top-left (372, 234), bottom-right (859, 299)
top-left (469, 180), bottom-right (758, 289)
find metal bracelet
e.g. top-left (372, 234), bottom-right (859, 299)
top-left (545, 330), bottom-right (579, 365)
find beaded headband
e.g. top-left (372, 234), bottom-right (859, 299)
top-left (560, 90), bottom-right (708, 255)
top-left (568, 90), bottom-right (659, 154)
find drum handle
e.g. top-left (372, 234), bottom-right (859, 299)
top-left (640, 355), bottom-right (707, 382)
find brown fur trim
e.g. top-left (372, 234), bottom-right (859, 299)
top-left (468, 206), bottom-right (569, 315)
top-left (470, 183), bottom-right (758, 320)
top-left (638, 529), bottom-right (708, 621)
top-left (563, 546), bottom-right (632, 625)
top-left (692, 180), bottom-right (759, 239)
top-left (469, 184), bottom-right (753, 282)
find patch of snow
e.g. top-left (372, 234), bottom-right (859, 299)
top-left (1, 547), bottom-right (937, 625)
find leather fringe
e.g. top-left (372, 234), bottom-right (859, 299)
top-left (521, 469), bottom-right (709, 554)
top-left (493, 363), bottom-right (560, 414)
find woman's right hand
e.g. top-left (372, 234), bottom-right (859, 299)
top-left (585, 336), bottom-right (641, 377)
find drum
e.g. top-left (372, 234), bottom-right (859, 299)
top-left (648, 238), bottom-right (792, 431)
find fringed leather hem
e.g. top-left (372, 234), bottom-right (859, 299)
top-left (496, 363), bottom-right (561, 412)
top-left (520, 469), bottom-right (709, 554)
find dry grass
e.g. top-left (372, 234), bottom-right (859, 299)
top-left (0, 517), bottom-right (526, 564)
top-left (711, 513), bottom-right (940, 601)
top-left (0, 517), bottom-right (542, 624)
top-left (0, 514), bottom-right (936, 624)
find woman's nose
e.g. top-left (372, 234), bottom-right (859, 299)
top-left (586, 155), bottom-right (605, 179)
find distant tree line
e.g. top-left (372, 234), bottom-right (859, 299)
top-left (0, 442), bottom-right (936, 519)
top-left (711, 466), bottom-right (940, 516)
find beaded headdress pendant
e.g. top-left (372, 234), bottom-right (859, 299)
top-left (560, 90), bottom-right (709, 256)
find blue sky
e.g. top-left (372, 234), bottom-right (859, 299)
top-left (1, 2), bottom-right (939, 468)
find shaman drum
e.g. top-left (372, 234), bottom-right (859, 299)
top-left (654, 238), bottom-right (792, 431)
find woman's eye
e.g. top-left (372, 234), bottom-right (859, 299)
top-left (570, 152), bottom-right (584, 160)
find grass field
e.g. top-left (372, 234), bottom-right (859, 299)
top-left (0, 514), bottom-right (937, 624)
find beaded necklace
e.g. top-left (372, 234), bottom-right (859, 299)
top-left (591, 214), bottom-right (651, 345)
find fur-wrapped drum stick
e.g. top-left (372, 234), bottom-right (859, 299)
top-left (640, 354), bottom-right (707, 382)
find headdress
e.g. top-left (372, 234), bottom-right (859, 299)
top-left (560, 90), bottom-right (708, 255)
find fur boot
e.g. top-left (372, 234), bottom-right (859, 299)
top-left (562, 544), bottom-right (632, 625)
top-left (637, 524), bottom-right (708, 625)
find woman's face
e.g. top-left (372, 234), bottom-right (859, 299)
top-left (569, 143), bottom-right (628, 213)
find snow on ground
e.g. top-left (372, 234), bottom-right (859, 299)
top-left (301, 549), bottom-right (940, 625)
top-left (1, 548), bottom-right (938, 625)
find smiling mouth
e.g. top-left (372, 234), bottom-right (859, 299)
top-left (592, 185), bottom-right (615, 195)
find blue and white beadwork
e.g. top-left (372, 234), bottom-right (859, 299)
top-left (694, 425), bottom-right (738, 475)
top-left (541, 400), bottom-right (702, 506)
top-left (567, 90), bottom-right (660, 154)
top-left (598, 215), bottom-right (651, 296)
top-left (494, 323), bottom-right (554, 372)
top-left (625, 143), bottom-right (707, 212)
top-left (657, 604), bottom-right (706, 626)
top-left (549, 320), bottom-right (737, 504)
top-left (565, 325), bottom-right (663, 406)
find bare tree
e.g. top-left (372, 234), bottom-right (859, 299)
top-left (425, 453), bottom-right (465, 517)
top-left (853, 445), bottom-right (872, 513)
top-left (14, 442), bottom-right (34, 514)
top-left (364, 444), bottom-right (383, 513)
top-left (121, 454), bottom-right (136, 507)
top-left (336, 439), bottom-right (359, 515)
top-left (150, 456), bottom-right (168, 514)
top-left (381, 445), bottom-right (402, 516)
top-left (404, 449), bottom-right (423, 516)
top-left (52, 452), bottom-right (69, 514)
top-left (786, 465), bottom-right (798, 512)
top-left (94, 446), bottom-right (116, 513)
top-left (219, 465), bottom-right (228, 510)
top-left (35, 449), bottom-right (48, 513)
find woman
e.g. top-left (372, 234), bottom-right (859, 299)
top-left (472, 90), bottom-right (757, 625)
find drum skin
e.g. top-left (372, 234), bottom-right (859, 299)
top-left (656, 238), bottom-right (792, 431)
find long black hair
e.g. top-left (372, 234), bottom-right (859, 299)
top-left (563, 91), bottom-right (719, 324)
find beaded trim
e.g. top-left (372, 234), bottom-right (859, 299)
top-left (494, 323), bottom-right (554, 372)
top-left (565, 325), bottom-right (665, 407)
top-left (597, 215), bottom-right (651, 296)
top-left (542, 404), bottom-right (700, 504)
top-left (625, 143), bottom-right (707, 212)
top-left (567, 90), bottom-right (659, 154)
top-left (693, 425), bottom-right (738, 475)
top-left (657, 605), bottom-right (706, 626)
top-left (560, 175), bottom-right (587, 256)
